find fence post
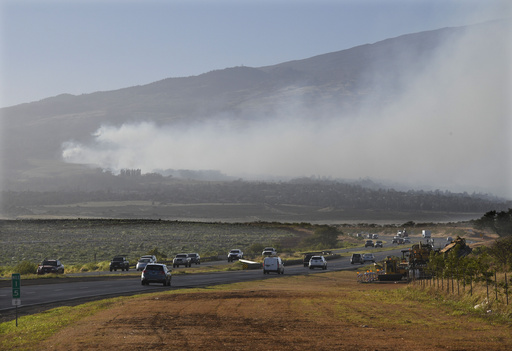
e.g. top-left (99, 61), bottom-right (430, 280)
top-left (505, 272), bottom-right (509, 306)
top-left (495, 271), bottom-right (498, 303)
top-left (486, 277), bottom-right (489, 302)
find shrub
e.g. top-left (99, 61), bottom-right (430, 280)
top-left (14, 260), bottom-right (37, 275)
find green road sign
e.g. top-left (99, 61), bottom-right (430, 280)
top-left (12, 273), bottom-right (21, 299)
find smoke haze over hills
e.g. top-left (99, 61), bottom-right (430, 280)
top-left (59, 22), bottom-right (512, 198)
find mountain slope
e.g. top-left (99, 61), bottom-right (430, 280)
top-left (0, 22), bottom-right (504, 188)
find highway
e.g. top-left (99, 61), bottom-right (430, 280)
top-left (1, 235), bottom-right (435, 320)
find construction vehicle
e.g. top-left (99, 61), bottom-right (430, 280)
top-left (377, 255), bottom-right (408, 281)
top-left (440, 236), bottom-right (472, 257)
top-left (378, 242), bottom-right (433, 281)
top-left (407, 242), bottom-right (433, 279)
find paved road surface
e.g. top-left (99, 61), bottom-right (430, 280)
top-left (0, 243), bottom-right (410, 314)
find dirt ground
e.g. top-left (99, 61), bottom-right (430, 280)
top-left (36, 271), bottom-right (511, 351)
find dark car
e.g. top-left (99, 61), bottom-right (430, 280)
top-left (364, 240), bottom-right (374, 248)
top-left (109, 255), bottom-right (130, 271)
top-left (350, 253), bottom-right (364, 264)
top-left (141, 263), bottom-right (172, 286)
top-left (37, 259), bottom-right (64, 274)
top-left (187, 253), bottom-right (201, 265)
top-left (303, 253), bottom-right (315, 267)
top-left (392, 237), bottom-right (404, 244)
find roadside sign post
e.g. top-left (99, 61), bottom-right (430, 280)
top-left (12, 273), bottom-right (21, 327)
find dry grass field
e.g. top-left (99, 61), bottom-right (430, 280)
top-left (4, 271), bottom-right (510, 351)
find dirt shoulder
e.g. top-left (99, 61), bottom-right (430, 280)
top-left (37, 271), bottom-right (511, 351)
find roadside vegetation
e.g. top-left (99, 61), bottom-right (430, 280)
top-left (1, 271), bottom-right (510, 350)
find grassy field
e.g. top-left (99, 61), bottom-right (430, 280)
top-left (0, 218), bottom-right (493, 277)
top-left (0, 219), bottom-right (308, 269)
top-left (0, 270), bottom-right (510, 350)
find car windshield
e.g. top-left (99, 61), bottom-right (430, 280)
top-left (146, 265), bottom-right (163, 271)
top-left (230, 250), bottom-right (239, 253)
top-left (113, 257), bottom-right (123, 261)
top-left (42, 261), bottom-right (57, 266)
top-left (176, 254), bottom-right (187, 258)
top-left (188, 254), bottom-right (197, 257)
top-left (311, 256), bottom-right (321, 260)
top-left (139, 258), bottom-right (150, 263)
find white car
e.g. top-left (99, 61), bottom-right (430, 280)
top-left (141, 255), bottom-right (157, 262)
top-left (308, 255), bottom-right (327, 270)
top-left (262, 247), bottom-right (277, 256)
top-left (362, 253), bottom-right (375, 263)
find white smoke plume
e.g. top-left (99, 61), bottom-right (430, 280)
top-left (62, 21), bottom-right (512, 198)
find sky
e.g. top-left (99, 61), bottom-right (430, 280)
top-left (1, 0), bottom-right (511, 199)
top-left (1, 0), bottom-right (509, 107)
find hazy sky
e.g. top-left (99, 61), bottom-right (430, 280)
top-left (1, 0), bottom-right (509, 107)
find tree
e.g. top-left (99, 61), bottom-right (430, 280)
top-left (301, 225), bottom-right (340, 249)
top-left (147, 248), bottom-right (167, 260)
top-left (473, 209), bottom-right (512, 237)
top-left (487, 236), bottom-right (512, 271)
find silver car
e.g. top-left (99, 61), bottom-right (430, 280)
top-left (308, 255), bottom-right (327, 270)
top-left (136, 258), bottom-right (153, 271)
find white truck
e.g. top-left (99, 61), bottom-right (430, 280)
top-left (263, 256), bottom-right (284, 274)
top-left (173, 253), bottom-right (191, 268)
top-left (422, 230), bottom-right (431, 239)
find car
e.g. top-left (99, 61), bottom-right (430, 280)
top-left (136, 257), bottom-right (153, 271)
top-left (374, 240), bottom-right (383, 248)
top-left (228, 249), bottom-right (243, 262)
top-left (109, 256), bottom-right (130, 271)
top-left (403, 238), bottom-right (411, 244)
top-left (173, 253), bottom-right (191, 268)
top-left (372, 234), bottom-right (379, 239)
top-left (263, 256), bottom-right (284, 274)
top-left (392, 236), bottom-right (404, 244)
top-left (262, 247), bottom-right (277, 256)
top-left (362, 253), bottom-right (376, 263)
top-left (141, 263), bottom-right (172, 286)
top-left (364, 240), bottom-right (374, 247)
top-left (187, 253), bottom-right (201, 264)
top-left (140, 255), bottom-right (157, 262)
top-left (308, 255), bottom-right (327, 270)
top-left (303, 253), bottom-right (316, 267)
top-left (37, 259), bottom-right (64, 274)
top-left (350, 253), bottom-right (364, 264)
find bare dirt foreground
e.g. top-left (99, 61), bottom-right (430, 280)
top-left (37, 271), bottom-right (511, 351)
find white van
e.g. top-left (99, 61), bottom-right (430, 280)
top-left (422, 230), bottom-right (431, 239)
top-left (263, 256), bottom-right (284, 274)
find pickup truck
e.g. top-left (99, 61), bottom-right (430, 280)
top-left (110, 256), bottom-right (130, 271)
top-left (228, 249), bottom-right (243, 262)
top-left (173, 254), bottom-right (191, 268)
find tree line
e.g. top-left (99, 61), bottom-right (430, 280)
top-left (2, 174), bottom-right (510, 214)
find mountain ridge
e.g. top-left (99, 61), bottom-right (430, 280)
top-left (1, 21), bottom-right (508, 199)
